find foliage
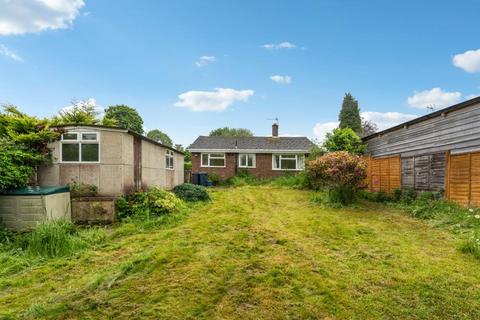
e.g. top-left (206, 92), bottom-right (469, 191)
top-left (25, 220), bottom-right (106, 258)
top-left (306, 151), bottom-right (367, 204)
top-left (338, 93), bottom-right (362, 133)
top-left (207, 173), bottom-right (221, 185)
top-left (269, 172), bottom-right (307, 189)
top-left (323, 128), bottom-right (367, 154)
top-left (0, 105), bottom-right (61, 191)
top-left (116, 188), bottom-right (184, 221)
top-left (184, 162), bottom-right (192, 171)
top-left (52, 99), bottom-right (116, 126)
top-left (360, 117), bottom-right (378, 137)
top-left (184, 149), bottom-right (192, 162)
top-left (307, 144), bottom-right (326, 161)
top-left (104, 105), bottom-right (144, 134)
top-left (69, 182), bottom-right (98, 198)
top-left (172, 183), bottom-right (210, 202)
top-left (209, 127), bottom-right (254, 137)
top-left (146, 129), bottom-right (173, 146)
top-left (459, 229), bottom-right (480, 260)
top-left (221, 171), bottom-right (307, 189)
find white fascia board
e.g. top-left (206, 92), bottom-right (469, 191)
top-left (189, 149), bottom-right (309, 153)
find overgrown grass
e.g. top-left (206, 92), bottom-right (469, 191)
top-left (221, 171), bottom-right (307, 189)
top-left (2, 187), bottom-right (480, 319)
top-left (359, 189), bottom-right (480, 260)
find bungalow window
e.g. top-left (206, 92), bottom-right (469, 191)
top-left (166, 150), bottom-right (174, 170)
top-left (239, 154), bottom-right (255, 168)
top-left (272, 154), bottom-right (305, 170)
top-left (201, 153), bottom-right (225, 167)
top-left (61, 132), bottom-right (99, 163)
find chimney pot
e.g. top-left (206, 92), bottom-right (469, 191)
top-left (272, 123), bottom-right (279, 137)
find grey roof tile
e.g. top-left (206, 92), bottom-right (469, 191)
top-left (189, 136), bottom-right (315, 152)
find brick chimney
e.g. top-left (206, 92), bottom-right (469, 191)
top-left (272, 122), bottom-right (279, 137)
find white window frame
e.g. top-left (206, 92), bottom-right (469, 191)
top-left (60, 131), bottom-right (101, 164)
top-left (272, 154), bottom-right (305, 171)
top-left (238, 153), bottom-right (256, 168)
top-left (165, 150), bottom-right (175, 170)
top-left (201, 153), bottom-right (226, 168)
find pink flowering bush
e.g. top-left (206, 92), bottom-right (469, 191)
top-left (306, 151), bottom-right (367, 204)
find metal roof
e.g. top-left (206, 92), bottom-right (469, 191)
top-left (189, 136), bottom-right (315, 152)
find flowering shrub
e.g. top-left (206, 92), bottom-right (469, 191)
top-left (306, 151), bottom-right (367, 204)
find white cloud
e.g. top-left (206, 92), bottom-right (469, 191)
top-left (174, 88), bottom-right (254, 112)
top-left (0, 0), bottom-right (85, 35)
top-left (263, 41), bottom-right (296, 50)
top-left (312, 111), bottom-right (419, 141)
top-left (313, 121), bottom-right (338, 142)
top-left (60, 98), bottom-right (101, 114)
top-left (453, 49), bottom-right (480, 73)
top-left (0, 44), bottom-right (22, 61)
top-left (361, 111), bottom-right (418, 131)
top-left (270, 75), bottom-right (292, 84)
top-left (407, 88), bottom-right (462, 109)
top-left (465, 94), bottom-right (480, 100)
top-left (195, 55), bottom-right (215, 67)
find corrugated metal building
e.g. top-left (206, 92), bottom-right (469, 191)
top-left (364, 96), bottom-right (480, 206)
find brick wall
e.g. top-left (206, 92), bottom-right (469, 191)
top-left (192, 153), bottom-right (237, 180)
top-left (192, 152), bottom-right (303, 180)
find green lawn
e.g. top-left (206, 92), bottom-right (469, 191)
top-left (2, 186), bottom-right (480, 319)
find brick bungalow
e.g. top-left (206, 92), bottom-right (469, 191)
top-left (189, 123), bottom-right (315, 180)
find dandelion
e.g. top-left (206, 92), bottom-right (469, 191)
top-left (475, 215), bottom-right (480, 219)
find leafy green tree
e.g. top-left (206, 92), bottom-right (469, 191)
top-left (0, 105), bottom-right (60, 191)
top-left (104, 105), bottom-right (144, 134)
top-left (307, 144), bottom-right (326, 162)
top-left (147, 129), bottom-right (173, 147)
top-left (209, 127), bottom-right (254, 137)
top-left (323, 128), bottom-right (367, 155)
top-left (52, 99), bottom-right (116, 126)
top-left (338, 93), bottom-right (362, 133)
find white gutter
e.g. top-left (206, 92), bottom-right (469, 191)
top-left (189, 149), bottom-right (310, 153)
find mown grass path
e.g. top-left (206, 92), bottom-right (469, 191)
top-left (1, 186), bottom-right (480, 319)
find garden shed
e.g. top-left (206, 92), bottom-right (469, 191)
top-left (364, 96), bottom-right (480, 206)
top-left (0, 186), bottom-right (71, 231)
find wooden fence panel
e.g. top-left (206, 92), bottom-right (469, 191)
top-left (366, 155), bottom-right (400, 193)
top-left (371, 157), bottom-right (381, 192)
top-left (448, 154), bottom-right (471, 206)
top-left (401, 157), bottom-right (415, 188)
top-left (414, 155), bottom-right (430, 190)
top-left (470, 153), bottom-right (480, 207)
top-left (430, 153), bottom-right (446, 190)
top-left (388, 156), bottom-right (401, 192)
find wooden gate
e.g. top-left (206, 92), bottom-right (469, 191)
top-left (366, 155), bottom-right (401, 193)
top-left (401, 153), bottom-right (446, 191)
top-left (447, 152), bottom-right (480, 206)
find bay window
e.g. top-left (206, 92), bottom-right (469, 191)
top-left (239, 154), bottom-right (255, 168)
top-left (61, 132), bottom-right (99, 163)
top-left (272, 154), bottom-right (305, 171)
top-left (166, 150), bottom-right (174, 169)
top-left (201, 153), bottom-right (225, 167)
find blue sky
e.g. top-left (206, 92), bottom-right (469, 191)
top-left (0, 0), bottom-right (479, 146)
